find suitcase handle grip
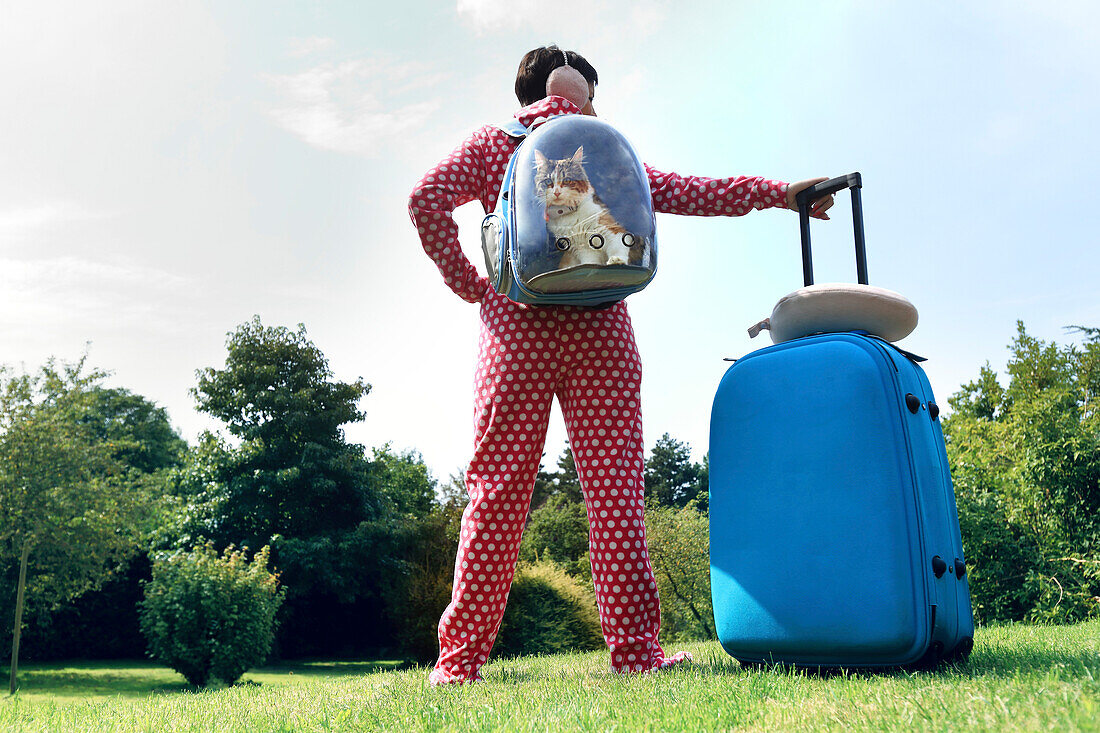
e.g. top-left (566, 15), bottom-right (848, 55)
top-left (795, 172), bottom-right (867, 287)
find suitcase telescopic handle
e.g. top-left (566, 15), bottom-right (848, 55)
top-left (794, 172), bottom-right (867, 287)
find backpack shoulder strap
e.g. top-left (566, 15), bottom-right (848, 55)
top-left (494, 119), bottom-right (529, 139)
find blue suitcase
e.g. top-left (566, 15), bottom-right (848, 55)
top-left (709, 175), bottom-right (974, 668)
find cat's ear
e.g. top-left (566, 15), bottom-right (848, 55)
top-left (534, 150), bottom-right (548, 167)
top-left (570, 146), bottom-right (584, 163)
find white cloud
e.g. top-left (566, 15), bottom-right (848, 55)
top-left (0, 202), bottom-right (114, 242)
top-left (456, 0), bottom-right (538, 32)
top-left (0, 256), bottom-right (193, 334)
top-left (455, 0), bottom-right (669, 36)
top-left (628, 4), bottom-right (668, 37)
top-left (264, 57), bottom-right (446, 157)
top-left (288, 36), bottom-right (338, 58)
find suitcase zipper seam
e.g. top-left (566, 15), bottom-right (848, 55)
top-left (914, 366), bottom-right (971, 650)
top-left (858, 335), bottom-right (936, 662)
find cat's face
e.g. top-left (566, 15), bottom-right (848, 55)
top-left (534, 147), bottom-right (590, 208)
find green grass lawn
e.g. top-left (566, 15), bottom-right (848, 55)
top-left (1, 621), bottom-right (1097, 732)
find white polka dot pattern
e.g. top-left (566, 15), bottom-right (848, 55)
top-left (407, 98), bottom-right (789, 304)
top-left (410, 96), bottom-right (789, 684)
top-left (432, 290), bottom-right (685, 682)
top-left (645, 165), bottom-right (789, 218)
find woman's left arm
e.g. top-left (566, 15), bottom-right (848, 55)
top-left (645, 166), bottom-right (833, 219)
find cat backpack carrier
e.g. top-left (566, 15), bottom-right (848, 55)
top-left (481, 114), bottom-right (657, 306)
top-left (709, 174), bottom-right (974, 669)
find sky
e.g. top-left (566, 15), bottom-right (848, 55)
top-left (1, 1), bottom-right (1097, 485)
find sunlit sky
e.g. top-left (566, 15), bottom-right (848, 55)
top-left (2, 1), bottom-right (1096, 483)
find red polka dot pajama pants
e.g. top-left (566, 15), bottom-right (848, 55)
top-left (428, 290), bottom-right (688, 684)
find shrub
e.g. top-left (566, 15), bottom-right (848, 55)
top-left (944, 324), bottom-right (1100, 623)
top-left (518, 494), bottom-right (592, 581)
top-left (645, 501), bottom-right (714, 641)
top-left (493, 562), bottom-right (603, 658)
top-left (139, 542), bottom-right (285, 686)
top-left (380, 507), bottom-right (463, 662)
top-left (270, 518), bottom-right (410, 658)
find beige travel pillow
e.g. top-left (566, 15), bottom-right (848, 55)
top-left (748, 283), bottom-right (918, 344)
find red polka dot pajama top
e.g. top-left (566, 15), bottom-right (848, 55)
top-left (408, 96), bottom-right (789, 684)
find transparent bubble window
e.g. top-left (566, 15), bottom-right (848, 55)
top-left (509, 116), bottom-right (656, 294)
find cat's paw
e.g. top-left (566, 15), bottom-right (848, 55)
top-left (607, 256), bottom-right (627, 266)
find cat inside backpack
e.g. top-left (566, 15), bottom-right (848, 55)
top-left (534, 147), bottom-right (643, 269)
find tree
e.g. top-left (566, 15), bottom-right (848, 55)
top-left (153, 433), bottom-right (234, 553)
top-left (529, 461), bottom-right (556, 513)
top-left (943, 322), bottom-right (1100, 623)
top-left (189, 317), bottom-right (378, 551)
top-left (81, 387), bottom-right (187, 473)
top-left (493, 562), bottom-right (603, 658)
top-left (546, 443), bottom-right (583, 504)
top-left (518, 444), bottom-right (589, 579)
top-left (697, 454), bottom-right (710, 513)
top-left (519, 494), bottom-right (592, 580)
top-left (181, 317), bottom-right (415, 657)
top-left (646, 501), bottom-right (714, 641)
top-left (0, 359), bottom-right (152, 693)
top-left (371, 506), bottom-right (462, 662)
top-left (436, 472), bottom-right (469, 512)
top-left (10, 386), bottom-right (187, 664)
top-left (644, 433), bottom-right (705, 509)
top-left (369, 445), bottom-right (437, 516)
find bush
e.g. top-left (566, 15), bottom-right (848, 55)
top-left (378, 507), bottom-right (463, 662)
top-left (270, 519), bottom-right (409, 658)
top-left (493, 562), bottom-right (603, 658)
top-left (2, 553), bottom-right (152, 662)
top-left (139, 543), bottom-right (285, 686)
top-left (944, 324), bottom-right (1100, 623)
top-left (645, 501), bottom-right (714, 641)
top-left (953, 485), bottom-right (1046, 622)
top-left (518, 494), bottom-right (592, 581)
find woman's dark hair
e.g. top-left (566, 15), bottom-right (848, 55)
top-left (515, 45), bottom-right (598, 106)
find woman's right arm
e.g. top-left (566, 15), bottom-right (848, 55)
top-left (408, 129), bottom-right (492, 303)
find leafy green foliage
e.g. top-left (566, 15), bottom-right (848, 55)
top-left (369, 445), bottom-right (437, 516)
top-left (193, 316), bottom-right (368, 445)
top-left (645, 501), bottom-right (714, 641)
top-left (163, 317), bottom-right (400, 658)
top-left (518, 494), bottom-right (592, 581)
top-left (0, 359), bottom-right (153, 614)
top-left (80, 387), bottom-right (187, 474)
top-left (378, 507), bottom-right (463, 662)
top-left (515, 436), bottom-right (715, 643)
top-left (153, 433), bottom-right (234, 553)
top-left (0, 368), bottom-right (181, 666)
top-left (944, 322), bottom-right (1100, 623)
top-left (534, 443), bottom-right (582, 506)
top-left (269, 521), bottom-right (406, 607)
top-left (644, 433), bottom-right (708, 510)
top-left (493, 562), bottom-right (603, 658)
top-left (139, 543), bottom-right (284, 686)
top-left (187, 317), bottom-right (378, 551)
top-left (11, 553), bottom-right (152, 662)
top-left (265, 518), bottom-right (413, 659)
